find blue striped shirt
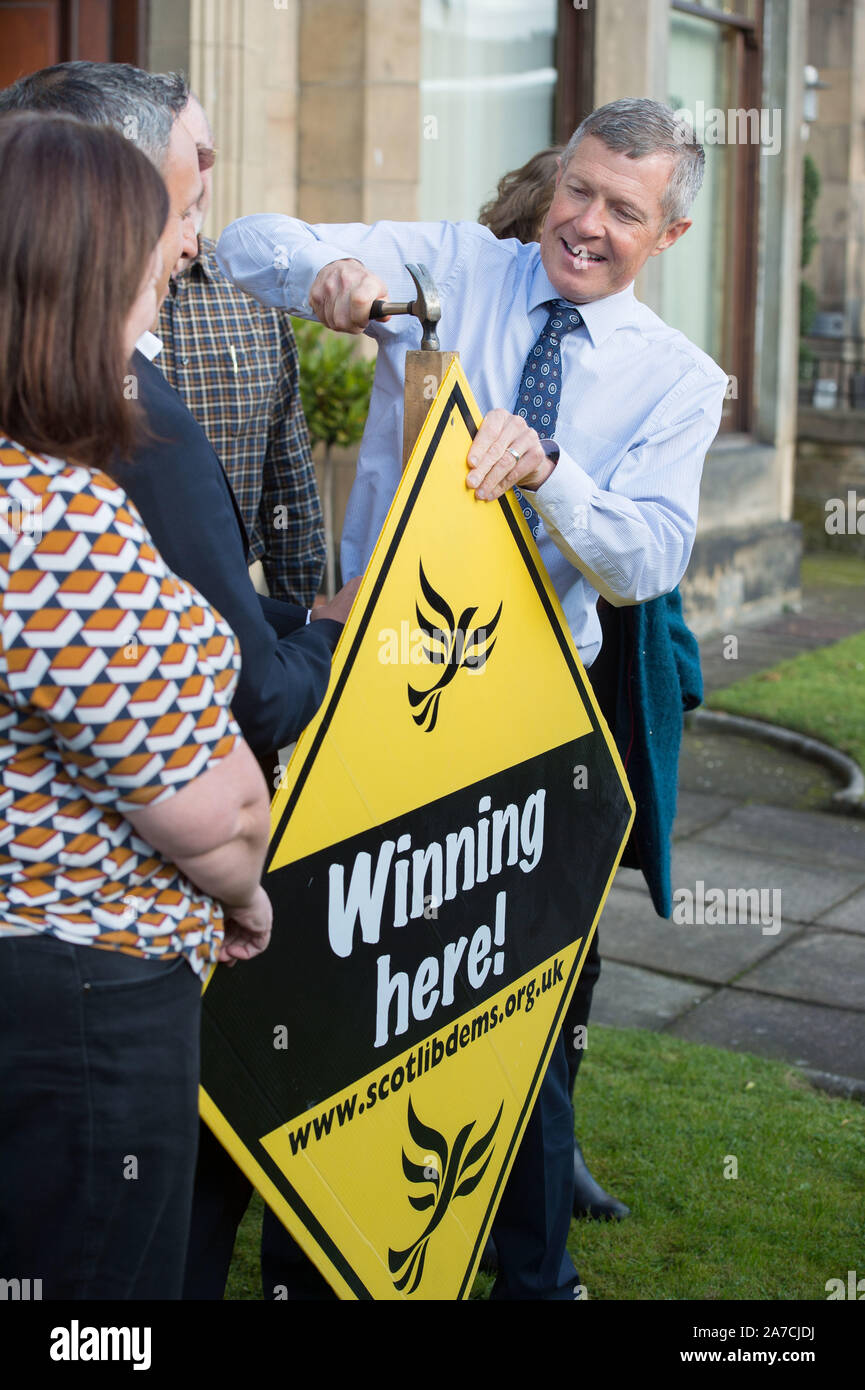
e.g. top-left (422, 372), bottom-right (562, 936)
top-left (217, 216), bottom-right (728, 666)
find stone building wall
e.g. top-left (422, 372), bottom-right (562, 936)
top-left (147, 0), bottom-right (808, 634)
top-left (804, 0), bottom-right (865, 337)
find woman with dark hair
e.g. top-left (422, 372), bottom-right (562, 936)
top-left (0, 112), bottom-right (273, 1299)
top-left (478, 146), bottom-right (563, 243)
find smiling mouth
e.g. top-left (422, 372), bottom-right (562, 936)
top-left (563, 240), bottom-right (605, 264)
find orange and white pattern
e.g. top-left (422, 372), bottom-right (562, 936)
top-left (0, 439), bottom-right (243, 976)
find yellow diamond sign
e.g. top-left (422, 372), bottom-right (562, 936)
top-left (200, 359), bottom-right (635, 1299)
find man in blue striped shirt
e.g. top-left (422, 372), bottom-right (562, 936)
top-left (218, 97), bottom-right (728, 1300)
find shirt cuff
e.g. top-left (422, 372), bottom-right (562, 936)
top-left (522, 443), bottom-right (595, 534)
top-left (290, 242), bottom-right (364, 314)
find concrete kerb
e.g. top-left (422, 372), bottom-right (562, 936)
top-left (689, 708), bottom-right (865, 815)
top-left (798, 1067), bottom-right (865, 1104)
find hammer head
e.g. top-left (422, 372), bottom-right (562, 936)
top-left (405, 262), bottom-right (441, 351)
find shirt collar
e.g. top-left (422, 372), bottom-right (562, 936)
top-left (528, 255), bottom-right (639, 347)
top-left (135, 330), bottom-right (163, 361)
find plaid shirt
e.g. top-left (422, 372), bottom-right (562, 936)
top-left (157, 236), bottom-right (325, 606)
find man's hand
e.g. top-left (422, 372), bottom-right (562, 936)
top-left (218, 884), bottom-right (273, 966)
top-left (309, 258), bottom-right (389, 334)
top-left (466, 410), bottom-right (556, 500)
top-left (310, 575), bottom-right (362, 625)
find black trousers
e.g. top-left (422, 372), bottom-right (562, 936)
top-left (560, 618), bottom-right (616, 1096)
top-left (0, 935), bottom-right (201, 1300)
top-left (563, 926), bottom-right (601, 1095)
top-left (184, 1121), bottom-right (336, 1300)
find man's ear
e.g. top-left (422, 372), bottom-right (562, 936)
top-left (651, 218), bottom-right (692, 257)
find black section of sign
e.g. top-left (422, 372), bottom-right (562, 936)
top-left (202, 734), bottom-right (630, 1139)
top-left (199, 1010), bottom-right (373, 1300)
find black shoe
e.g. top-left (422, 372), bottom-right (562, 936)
top-left (572, 1139), bottom-right (630, 1221)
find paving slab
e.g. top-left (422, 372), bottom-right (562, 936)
top-left (733, 931), bottom-right (865, 1012)
top-left (693, 803), bottom-right (865, 874)
top-left (760, 611), bottom-right (862, 643)
top-left (673, 790), bottom-right (739, 839)
top-left (678, 725), bottom-right (840, 812)
top-left (599, 883), bottom-right (794, 985)
top-left (666, 988), bottom-right (865, 1080)
top-left (816, 887), bottom-right (865, 935)
top-left (670, 840), bottom-right (863, 924)
top-left (589, 958), bottom-right (713, 1032)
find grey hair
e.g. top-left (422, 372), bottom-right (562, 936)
top-left (561, 98), bottom-right (705, 225)
top-left (0, 62), bottom-right (189, 169)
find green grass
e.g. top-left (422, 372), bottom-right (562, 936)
top-left (800, 551), bottom-right (865, 590)
top-left (706, 630), bottom-right (865, 776)
top-left (225, 1025), bottom-right (865, 1301)
top-left (225, 1205), bottom-right (263, 1300)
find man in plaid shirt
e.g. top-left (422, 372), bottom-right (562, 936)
top-left (158, 95), bottom-right (325, 608)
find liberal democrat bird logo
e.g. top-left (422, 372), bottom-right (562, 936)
top-left (407, 560), bottom-right (502, 733)
top-left (388, 1096), bottom-right (503, 1295)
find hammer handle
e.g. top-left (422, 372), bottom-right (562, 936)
top-left (370, 299), bottom-right (412, 319)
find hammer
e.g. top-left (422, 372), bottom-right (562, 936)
top-left (370, 262), bottom-right (441, 350)
top-left (369, 262), bottom-right (458, 466)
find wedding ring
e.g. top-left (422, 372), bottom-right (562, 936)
top-left (506, 447), bottom-right (522, 463)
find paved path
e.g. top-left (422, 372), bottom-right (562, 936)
top-left (592, 576), bottom-right (865, 1090)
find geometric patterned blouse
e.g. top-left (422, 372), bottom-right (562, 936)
top-left (0, 438), bottom-right (242, 978)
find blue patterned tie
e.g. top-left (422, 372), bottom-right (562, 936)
top-left (513, 299), bottom-right (583, 538)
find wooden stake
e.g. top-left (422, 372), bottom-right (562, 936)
top-left (402, 349), bottom-right (459, 467)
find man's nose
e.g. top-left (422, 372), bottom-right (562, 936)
top-left (571, 196), bottom-right (605, 239)
top-left (180, 216), bottom-right (198, 262)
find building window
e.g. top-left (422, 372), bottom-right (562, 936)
top-left (419, 0), bottom-right (559, 223)
top-left (664, 0), bottom-right (761, 432)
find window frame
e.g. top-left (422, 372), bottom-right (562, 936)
top-left (672, 0), bottom-right (762, 433)
top-left (556, 0), bottom-right (762, 434)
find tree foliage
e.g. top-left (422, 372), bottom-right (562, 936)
top-left (801, 153), bottom-right (821, 271)
top-left (291, 318), bottom-right (375, 451)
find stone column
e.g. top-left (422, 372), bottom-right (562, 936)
top-left (188, 0), bottom-right (301, 235)
top-left (593, 0), bottom-right (670, 109)
top-left (805, 0), bottom-right (865, 340)
top-left (148, 0), bottom-right (191, 74)
top-left (591, 0), bottom-right (670, 310)
top-left (756, 0), bottom-right (807, 520)
top-left (297, 0), bottom-right (421, 224)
